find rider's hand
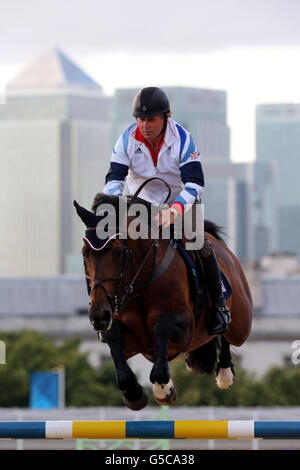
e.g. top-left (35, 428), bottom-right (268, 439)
top-left (155, 207), bottom-right (180, 228)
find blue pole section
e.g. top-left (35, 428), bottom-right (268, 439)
top-left (255, 421), bottom-right (300, 439)
top-left (126, 421), bottom-right (175, 438)
top-left (0, 422), bottom-right (46, 438)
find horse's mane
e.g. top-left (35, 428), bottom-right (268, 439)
top-left (91, 193), bottom-right (153, 214)
top-left (91, 193), bottom-right (226, 243)
top-left (91, 193), bottom-right (120, 213)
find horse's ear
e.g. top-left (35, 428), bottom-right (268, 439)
top-left (73, 200), bottom-right (99, 228)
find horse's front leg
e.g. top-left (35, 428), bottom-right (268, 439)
top-left (100, 320), bottom-right (148, 410)
top-left (150, 311), bottom-right (190, 405)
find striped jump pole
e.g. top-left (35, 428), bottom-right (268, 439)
top-left (1, 421), bottom-right (300, 439)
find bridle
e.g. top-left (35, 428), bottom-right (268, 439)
top-left (84, 233), bottom-right (159, 316)
top-left (83, 177), bottom-right (178, 317)
top-left (84, 232), bottom-right (129, 314)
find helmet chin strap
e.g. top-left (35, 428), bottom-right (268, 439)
top-left (161, 114), bottom-right (168, 133)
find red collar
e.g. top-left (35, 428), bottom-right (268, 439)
top-left (135, 125), bottom-right (165, 167)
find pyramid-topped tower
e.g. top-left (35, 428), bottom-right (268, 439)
top-left (2, 48), bottom-right (108, 121)
top-left (7, 47), bottom-right (101, 90)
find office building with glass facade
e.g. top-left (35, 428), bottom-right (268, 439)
top-left (256, 103), bottom-right (300, 256)
top-left (0, 48), bottom-right (112, 276)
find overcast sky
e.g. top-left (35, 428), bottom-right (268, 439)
top-left (1, 0), bottom-right (300, 161)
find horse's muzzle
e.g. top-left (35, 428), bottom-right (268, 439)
top-left (89, 306), bottom-right (113, 332)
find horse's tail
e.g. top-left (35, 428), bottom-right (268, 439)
top-left (186, 337), bottom-right (219, 374)
top-left (204, 220), bottom-right (226, 243)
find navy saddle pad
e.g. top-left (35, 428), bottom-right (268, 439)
top-left (176, 242), bottom-right (232, 300)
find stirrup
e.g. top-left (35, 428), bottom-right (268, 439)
top-left (217, 306), bottom-right (231, 323)
top-left (207, 307), bottom-right (231, 336)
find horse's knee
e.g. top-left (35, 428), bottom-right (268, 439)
top-left (154, 312), bottom-right (174, 336)
top-left (154, 311), bottom-right (190, 343)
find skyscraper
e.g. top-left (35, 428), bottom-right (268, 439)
top-left (256, 103), bottom-right (300, 255)
top-left (0, 48), bottom-right (112, 276)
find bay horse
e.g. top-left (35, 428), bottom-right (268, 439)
top-left (74, 190), bottom-right (252, 410)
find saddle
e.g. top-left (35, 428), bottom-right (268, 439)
top-left (176, 241), bottom-right (232, 324)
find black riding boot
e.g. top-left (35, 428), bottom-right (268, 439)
top-left (202, 249), bottom-right (231, 335)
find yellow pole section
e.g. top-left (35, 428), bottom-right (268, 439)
top-left (72, 421), bottom-right (126, 439)
top-left (175, 420), bottom-right (228, 439)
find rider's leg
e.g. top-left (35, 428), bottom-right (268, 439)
top-left (200, 235), bottom-right (231, 335)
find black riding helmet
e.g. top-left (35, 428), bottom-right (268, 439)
top-left (132, 87), bottom-right (170, 118)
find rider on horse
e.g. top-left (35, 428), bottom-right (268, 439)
top-left (103, 86), bottom-right (230, 335)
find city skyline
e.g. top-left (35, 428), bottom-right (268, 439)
top-left (1, 49), bottom-right (240, 276)
top-left (1, 47), bottom-right (299, 274)
top-left (1, 0), bottom-right (300, 163)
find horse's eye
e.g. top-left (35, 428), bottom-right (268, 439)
top-left (82, 247), bottom-right (89, 258)
top-left (112, 244), bottom-right (123, 258)
top-left (114, 248), bottom-right (122, 258)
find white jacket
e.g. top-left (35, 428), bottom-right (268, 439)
top-left (103, 118), bottom-right (204, 211)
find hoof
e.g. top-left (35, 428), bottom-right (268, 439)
top-left (216, 367), bottom-right (234, 390)
top-left (122, 388), bottom-right (148, 411)
top-left (152, 379), bottom-right (177, 406)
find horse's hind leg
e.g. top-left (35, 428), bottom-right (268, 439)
top-left (215, 336), bottom-right (236, 390)
top-left (185, 337), bottom-right (219, 374)
top-left (100, 321), bottom-right (148, 410)
top-left (150, 311), bottom-right (188, 406)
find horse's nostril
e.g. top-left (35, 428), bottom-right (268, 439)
top-left (90, 309), bottom-right (112, 332)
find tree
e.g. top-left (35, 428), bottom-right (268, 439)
top-left (168, 361), bottom-right (261, 407)
top-left (1, 330), bottom-right (300, 407)
top-left (0, 330), bottom-right (123, 407)
top-left (258, 366), bottom-right (300, 406)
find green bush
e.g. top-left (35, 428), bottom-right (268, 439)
top-left (0, 330), bottom-right (123, 407)
top-left (167, 361), bottom-right (300, 407)
top-left (1, 330), bottom-right (300, 407)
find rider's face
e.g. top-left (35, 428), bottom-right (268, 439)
top-left (137, 115), bottom-right (164, 143)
